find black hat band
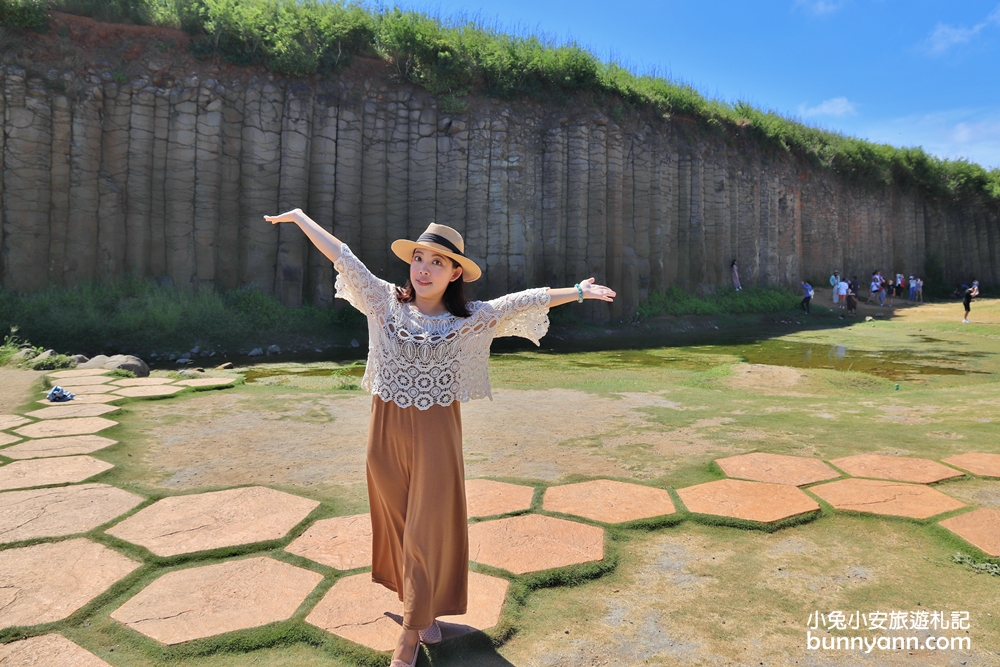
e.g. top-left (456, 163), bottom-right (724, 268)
top-left (417, 233), bottom-right (465, 257)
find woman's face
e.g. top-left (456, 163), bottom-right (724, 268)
top-left (409, 248), bottom-right (463, 301)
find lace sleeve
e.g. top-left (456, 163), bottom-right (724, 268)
top-left (333, 244), bottom-right (394, 315)
top-left (483, 287), bottom-right (551, 345)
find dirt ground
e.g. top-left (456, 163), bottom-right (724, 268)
top-left (0, 369), bottom-right (44, 413)
top-left (133, 387), bottom-right (717, 496)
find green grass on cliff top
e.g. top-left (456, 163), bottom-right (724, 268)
top-left (3, 0), bottom-right (1000, 205)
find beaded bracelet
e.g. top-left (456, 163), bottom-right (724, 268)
top-left (574, 283), bottom-right (584, 303)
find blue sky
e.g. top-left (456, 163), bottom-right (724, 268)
top-left (392, 0), bottom-right (1000, 169)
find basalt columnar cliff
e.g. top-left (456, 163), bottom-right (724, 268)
top-left (2, 44), bottom-right (997, 319)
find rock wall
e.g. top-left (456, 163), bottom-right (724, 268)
top-left (2, 64), bottom-right (997, 316)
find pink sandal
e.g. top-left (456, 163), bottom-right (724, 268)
top-left (418, 620), bottom-right (442, 645)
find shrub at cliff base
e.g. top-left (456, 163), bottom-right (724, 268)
top-left (637, 286), bottom-right (799, 319)
top-left (0, 278), bottom-right (364, 358)
top-left (1, 0), bottom-right (997, 205)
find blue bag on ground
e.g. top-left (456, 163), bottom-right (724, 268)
top-left (46, 386), bottom-right (75, 402)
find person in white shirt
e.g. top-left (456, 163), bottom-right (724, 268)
top-left (837, 279), bottom-right (848, 308)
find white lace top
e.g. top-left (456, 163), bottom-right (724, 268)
top-left (333, 245), bottom-right (551, 410)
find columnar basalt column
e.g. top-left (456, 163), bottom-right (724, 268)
top-left (360, 94), bottom-right (387, 276)
top-left (125, 84), bottom-right (155, 278)
top-left (239, 78), bottom-right (283, 292)
top-left (194, 80), bottom-right (223, 288)
top-left (632, 132), bottom-right (652, 303)
top-left (541, 121), bottom-right (567, 288)
top-left (605, 125), bottom-right (624, 319)
top-left (464, 111), bottom-right (490, 297)
top-left (98, 80), bottom-right (130, 280)
top-left (164, 83), bottom-right (197, 288)
top-left (586, 117), bottom-right (609, 321)
top-left (64, 83), bottom-right (102, 285)
top-left (408, 96), bottom-right (436, 239)
top-left (3, 71), bottom-right (51, 292)
top-left (485, 111), bottom-right (509, 295)
top-left (148, 87), bottom-right (169, 278)
top-left (435, 114), bottom-right (468, 236)
top-left (306, 87), bottom-right (337, 306)
top-left (384, 91), bottom-right (410, 286)
top-left (217, 81), bottom-right (245, 290)
top-left (276, 82), bottom-right (313, 306)
top-left (333, 96), bottom-right (362, 253)
top-left (565, 121), bottom-right (589, 288)
top-left (506, 111), bottom-right (534, 290)
top-left (48, 92), bottom-right (71, 286)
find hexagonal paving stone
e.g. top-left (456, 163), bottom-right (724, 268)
top-left (0, 483), bottom-right (143, 543)
top-left (0, 456), bottom-right (114, 491)
top-left (49, 375), bottom-right (114, 387)
top-left (543, 479), bottom-right (676, 523)
top-left (0, 538), bottom-right (140, 629)
top-left (306, 570), bottom-right (508, 651)
top-left (940, 508), bottom-right (1000, 557)
top-left (37, 394), bottom-right (122, 405)
top-left (942, 453), bottom-right (1000, 478)
top-left (830, 454), bottom-right (964, 484)
top-left (174, 377), bottom-right (236, 388)
top-left (0, 435), bottom-right (117, 459)
top-left (467, 514), bottom-right (604, 574)
top-left (285, 513), bottom-right (371, 570)
top-left (13, 416), bottom-right (118, 439)
top-left (811, 479), bottom-right (965, 519)
top-left (0, 634), bottom-right (112, 666)
top-left (677, 479), bottom-right (820, 523)
top-left (106, 486), bottom-right (319, 556)
top-left (0, 415), bottom-right (31, 431)
top-left (716, 452), bottom-right (840, 486)
top-left (111, 557), bottom-right (322, 644)
top-left (0, 432), bottom-right (20, 447)
top-left (465, 479), bottom-right (534, 518)
top-left (112, 385), bottom-right (185, 398)
top-left (48, 368), bottom-right (112, 379)
top-left (24, 403), bottom-right (120, 420)
top-left (111, 377), bottom-right (175, 387)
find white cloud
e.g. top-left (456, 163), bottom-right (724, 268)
top-left (923, 5), bottom-right (1000, 54)
top-left (794, 0), bottom-right (845, 15)
top-left (799, 97), bottom-right (857, 118)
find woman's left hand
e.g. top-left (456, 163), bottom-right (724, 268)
top-left (580, 277), bottom-right (616, 302)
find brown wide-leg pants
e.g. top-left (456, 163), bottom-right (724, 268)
top-left (367, 396), bottom-right (469, 631)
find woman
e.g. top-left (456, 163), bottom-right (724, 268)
top-left (963, 280), bottom-right (979, 323)
top-left (264, 209), bottom-right (615, 667)
top-left (731, 259), bottom-right (741, 291)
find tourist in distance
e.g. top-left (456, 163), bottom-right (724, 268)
top-left (837, 277), bottom-right (848, 309)
top-left (264, 208), bottom-right (615, 667)
top-left (916, 277), bottom-right (923, 303)
top-left (801, 281), bottom-right (813, 314)
top-left (829, 270), bottom-right (840, 305)
top-left (731, 259), bottom-right (742, 291)
top-left (963, 281), bottom-right (979, 323)
top-left (846, 283), bottom-right (858, 316)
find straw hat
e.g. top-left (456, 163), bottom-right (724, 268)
top-left (391, 223), bottom-right (482, 282)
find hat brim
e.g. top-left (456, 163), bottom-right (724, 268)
top-left (391, 240), bottom-right (482, 282)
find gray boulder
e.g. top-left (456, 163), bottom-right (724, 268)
top-left (69, 354), bottom-right (89, 364)
top-left (76, 354), bottom-right (110, 369)
top-left (102, 354), bottom-right (149, 377)
top-left (9, 348), bottom-right (37, 364)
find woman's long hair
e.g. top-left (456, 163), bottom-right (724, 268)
top-left (396, 259), bottom-right (471, 317)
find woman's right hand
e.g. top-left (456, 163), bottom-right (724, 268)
top-left (263, 208), bottom-right (303, 225)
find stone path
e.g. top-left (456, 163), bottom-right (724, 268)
top-left (1, 370), bottom-right (998, 664)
